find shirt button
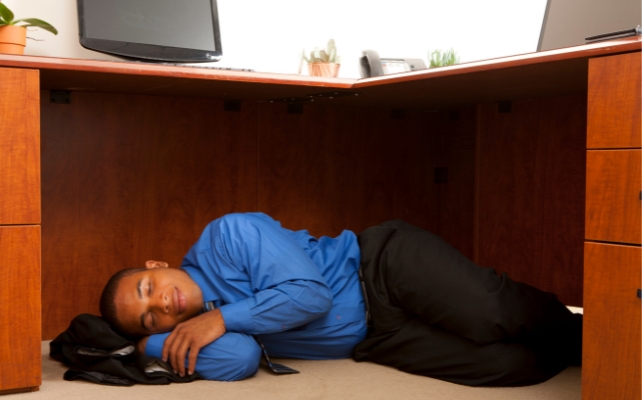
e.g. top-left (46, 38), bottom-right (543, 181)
top-left (336, 315), bottom-right (341, 320)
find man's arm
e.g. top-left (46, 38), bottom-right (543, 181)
top-left (144, 331), bottom-right (262, 381)
top-left (165, 212), bottom-right (333, 375)
top-left (162, 308), bottom-right (226, 375)
top-left (201, 213), bottom-right (334, 334)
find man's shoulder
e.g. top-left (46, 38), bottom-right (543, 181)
top-left (207, 212), bottom-right (279, 232)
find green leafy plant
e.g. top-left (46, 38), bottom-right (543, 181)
top-left (0, 2), bottom-right (58, 35)
top-left (428, 49), bottom-right (459, 68)
top-left (302, 39), bottom-right (341, 64)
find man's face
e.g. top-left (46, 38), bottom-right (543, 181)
top-left (114, 261), bottom-right (204, 337)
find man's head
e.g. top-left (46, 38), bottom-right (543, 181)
top-left (100, 261), bottom-right (204, 337)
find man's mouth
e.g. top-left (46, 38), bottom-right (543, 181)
top-left (173, 287), bottom-right (187, 314)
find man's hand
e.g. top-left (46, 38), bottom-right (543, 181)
top-left (136, 336), bottom-right (150, 354)
top-left (161, 308), bottom-right (226, 376)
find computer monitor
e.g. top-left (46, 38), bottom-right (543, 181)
top-left (77, 0), bottom-right (222, 63)
top-left (538, 0), bottom-right (641, 51)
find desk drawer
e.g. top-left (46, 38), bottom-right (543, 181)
top-left (588, 52), bottom-right (641, 149)
top-left (586, 150), bottom-right (641, 245)
top-left (583, 242), bottom-right (641, 400)
top-left (0, 68), bottom-right (40, 225)
top-left (0, 226), bottom-right (41, 392)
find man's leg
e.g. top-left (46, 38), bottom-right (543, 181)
top-left (362, 316), bottom-right (569, 387)
top-left (378, 219), bottom-right (578, 347)
top-left (354, 220), bottom-right (581, 386)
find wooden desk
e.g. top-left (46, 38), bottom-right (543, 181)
top-left (0, 38), bottom-right (639, 397)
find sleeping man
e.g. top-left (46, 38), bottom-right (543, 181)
top-left (100, 212), bottom-right (582, 385)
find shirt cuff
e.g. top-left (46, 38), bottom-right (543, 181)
top-left (218, 300), bottom-right (254, 333)
top-left (144, 332), bottom-right (169, 359)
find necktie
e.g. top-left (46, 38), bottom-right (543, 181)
top-left (202, 301), bottom-right (217, 312)
top-left (253, 336), bottom-right (299, 374)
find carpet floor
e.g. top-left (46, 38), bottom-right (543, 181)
top-left (1, 340), bottom-right (580, 400)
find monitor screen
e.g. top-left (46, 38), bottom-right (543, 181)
top-left (77, 0), bottom-right (222, 63)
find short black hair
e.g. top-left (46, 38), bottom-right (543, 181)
top-left (99, 268), bottom-right (145, 337)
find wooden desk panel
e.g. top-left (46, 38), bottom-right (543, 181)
top-left (257, 104), bottom-right (476, 258)
top-left (583, 242), bottom-right (641, 400)
top-left (40, 92), bottom-right (259, 338)
top-left (586, 150), bottom-right (641, 245)
top-left (0, 68), bottom-right (40, 225)
top-left (587, 52), bottom-right (641, 149)
top-left (435, 108), bottom-right (476, 258)
top-left (475, 96), bottom-right (586, 306)
top-left (257, 103), bottom-right (427, 236)
top-left (40, 96), bottom-right (479, 338)
top-left (0, 226), bottom-right (41, 391)
top-left (258, 104), bottom-right (440, 236)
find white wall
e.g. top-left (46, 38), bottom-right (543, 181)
top-left (3, 0), bottom-right (548, 78)
top-left (3, 0), bottom-right (120, 60)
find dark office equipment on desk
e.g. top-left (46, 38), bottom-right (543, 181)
top-left (77, 0), bottom-right (222, 63)
top-left (585, 26), bottom-right (642, 43)
top-left (360, 50), bottom-right (426, 78)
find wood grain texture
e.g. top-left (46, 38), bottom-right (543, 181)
top-left (257, 103), bottom-right (440, 237)
top-left (476, 96), bottom-right (587, 306)
top-left (40, 92), bottom-right (477, 338)
top-left (586, 150), bottom-right (641, 244)
top-left (588, 52), bottom-right (641, 149)
top-left (256, 103), bottom-right (475, 258)
top-left (0, 226), bottom-right (41, 391)
top-left (583, 242), bottom-right (641, 400)
top-left (435, 108), bottom-right (476, 259)
top-left (40, 92), bottom-right (258, 339)
top-left (352, 58), bottom-right (590, 110)
top-left (0, 67), bottom-right (40, 224)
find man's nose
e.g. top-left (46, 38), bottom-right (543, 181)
top-left (152, 292), bottom-right (170, 313)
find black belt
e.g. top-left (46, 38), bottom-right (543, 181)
top-left (358, 266), bottom-right (372, 327)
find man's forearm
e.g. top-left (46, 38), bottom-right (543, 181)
top-left (161, 308), bottom-right (227, 376)
top-left (218, 280), bottom-right (332, 335)
top-left (144, 331), bottom-right (262, 381)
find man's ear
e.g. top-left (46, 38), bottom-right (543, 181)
top-left (145, 260), bottom-right (169, 269)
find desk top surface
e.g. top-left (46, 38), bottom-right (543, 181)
top-left (0, 37), bottom-right (639, 109)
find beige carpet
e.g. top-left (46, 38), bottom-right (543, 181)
top-left (4, 340), bottom-right (581, 400)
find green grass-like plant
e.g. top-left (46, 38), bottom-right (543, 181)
top-left (428, 49), bottom-right (459, 68)
top-left (0, 2), bottom-right (58, 35)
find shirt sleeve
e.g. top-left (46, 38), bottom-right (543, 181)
top-left (144, 332), bottom-right (261, 381)
top-left (206, 213), bottom-right (333, 334)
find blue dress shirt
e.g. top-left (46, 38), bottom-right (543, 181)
top-left (145, 213), bottom-right (367, 381)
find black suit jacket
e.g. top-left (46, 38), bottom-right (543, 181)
top-left (50, 313), bottom-right (202, 386)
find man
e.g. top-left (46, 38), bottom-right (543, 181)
top-left (100, 212), bottom-right (581, 385)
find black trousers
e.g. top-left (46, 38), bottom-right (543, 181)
top-left (352, 220), bottom-right (582, 387)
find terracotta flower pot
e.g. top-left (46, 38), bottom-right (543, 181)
top-left (308, 63), bottom-right (340, 78)
top-left (0, 25), bottom-right (27, 55)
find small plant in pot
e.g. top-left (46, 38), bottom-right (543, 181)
top-left (428, 48), bottom-right (460, 68)
top-left (302, 39), bottom-right (341, 78)
top-left (0, 1), bottom-right (58, 55)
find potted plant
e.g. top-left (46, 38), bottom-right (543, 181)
top-left (428, 48), bottom-right (460, 68)
top-left (302, 39), bottom-right (341, 78)
top-left (0, 2), bottom-right (58, 55)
